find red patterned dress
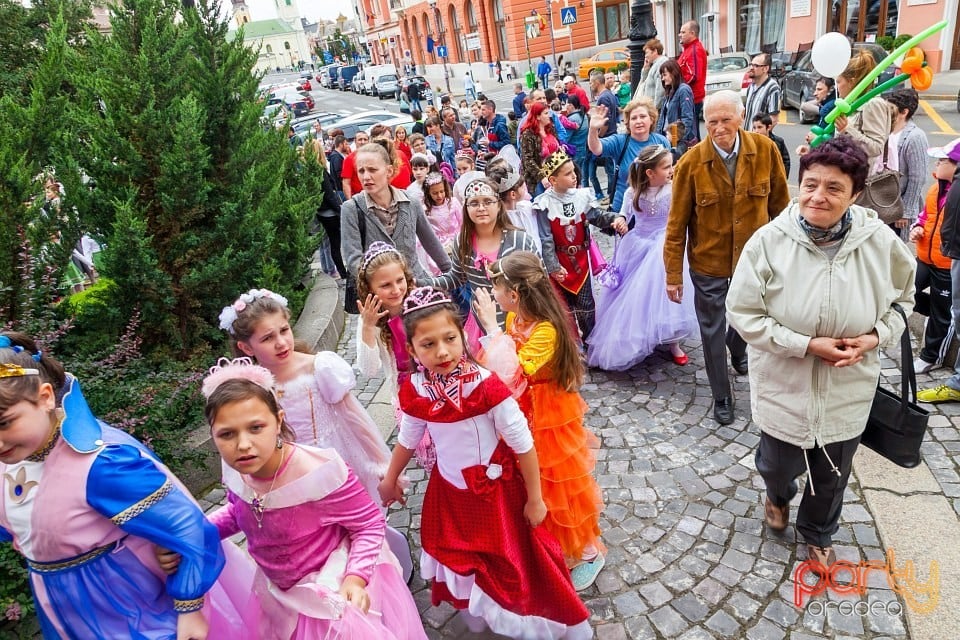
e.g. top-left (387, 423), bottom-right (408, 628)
top-left (398, 366), bottom-right (591, 639)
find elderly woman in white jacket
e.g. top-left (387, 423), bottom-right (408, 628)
top-left (726, 136), bottom-right (915, 568)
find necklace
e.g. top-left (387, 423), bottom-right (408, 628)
top-left (249, 445), bottom-right (286, 528)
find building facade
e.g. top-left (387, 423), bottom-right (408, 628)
top-left (359, 0), bottom-right (960, 79)
top-left (229, 0), bottom-right (314, 73)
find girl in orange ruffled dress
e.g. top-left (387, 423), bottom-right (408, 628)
top-left (474, 250), bottom-right (605, 591)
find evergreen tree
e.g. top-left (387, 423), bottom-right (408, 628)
top-left (75, 0), bottom-right (320, 353)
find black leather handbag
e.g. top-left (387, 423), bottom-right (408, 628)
top-left (862, 304), bottom-right (929, 468)
top-left (343, 209), bottom-right (365, 315)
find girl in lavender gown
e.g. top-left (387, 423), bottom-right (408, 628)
top-left (218, 288), bottom-right (413, 583)
top-left (199, 358), bottom-right (426, 640)
top-left (587, 145), bottom-right (698, 371)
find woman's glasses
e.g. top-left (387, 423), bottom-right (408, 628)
top-left (467, 199), bottom-right (499, 210)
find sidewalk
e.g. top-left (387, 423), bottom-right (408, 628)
top-left (199, 267), bottom-right (960, 638)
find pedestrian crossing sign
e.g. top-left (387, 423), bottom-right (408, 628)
top-left (560, 7), bottom-right (577, 25)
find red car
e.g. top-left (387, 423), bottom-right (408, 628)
top-left (298, 79), bottom-right (312, 91)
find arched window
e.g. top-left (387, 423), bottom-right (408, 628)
top-left (284, 41), bottom-right (291, 50)
top-left (492, 0), bottom-right (508, 60)
top-left (266, 44), bottom-right (273, 54)
top-left (448, 6), bottom-right (462, 64)
top-left (465, 0), bottom-right (479, 64)
top-left (412, 15), bottom-right (424, 68)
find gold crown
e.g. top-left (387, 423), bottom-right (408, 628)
top-left (0, 363), bottom-right (40, 379)
top-left (540, 150), bottom-right (573, 179)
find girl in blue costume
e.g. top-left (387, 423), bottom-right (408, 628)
top-left (0, 331), bottom-right (252, 639)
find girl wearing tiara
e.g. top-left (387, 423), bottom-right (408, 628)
top-left (0, 331), bottom-right (251, 639)
top-left (476, 252), bottom-right (606, 591)
top-left (485, 158), bottom-right (543, 255)
top-left (198, 358), bottom-right (427, 639)
top-left (587, 145), bottom-right (698, 371)
top-left (416, 171), bottom-right (462, 276)
top-left (426, 178), bottom-right (539, 352)
top-left (378, 287), bottom-right (592, 639)
top-left (219, 288), bottom-right (413, 582)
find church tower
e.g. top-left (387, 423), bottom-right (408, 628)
top-left (230, 0), bottom-right (251, 26)
top-left (275, 0), bottom-right (300, 26)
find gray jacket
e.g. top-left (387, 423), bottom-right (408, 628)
top-left (727, 202), bottom-right (916, 448)
top-left (340, 188), bottom-right (452, 281)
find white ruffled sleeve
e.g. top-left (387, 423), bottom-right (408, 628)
top-left (312, 351), bottom-right (356, 404)
top-left (490, 396), bottom-right (534, 455)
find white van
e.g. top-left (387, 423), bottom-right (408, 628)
top-left (361, 64), bottom-right (396, 95)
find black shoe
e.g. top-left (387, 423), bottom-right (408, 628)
top-left (714, 396), bottom-right (735, 425)
top-left (731, 355), bottom-right (749, 375)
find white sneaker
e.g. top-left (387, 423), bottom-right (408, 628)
top-left (913, 358), bottom-right (936, 374)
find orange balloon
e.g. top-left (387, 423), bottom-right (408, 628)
top-left (911, 66), bottom-right (933, 91)
top-left (901, 48), bottom-right (925, 74)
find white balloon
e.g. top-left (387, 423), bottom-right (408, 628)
top-left (811, 32), bottom-right (852, 79)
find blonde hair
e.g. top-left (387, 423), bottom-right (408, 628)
top-left (624, 97), bottom-right (659, 129)
top-left (356, 250), bottom-right (416, 350)
top-left (840, 49), bottom-right (877, 87)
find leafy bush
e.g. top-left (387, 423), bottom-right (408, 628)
top-left (0, 543), bottom-right (32, 627)
top-left (876, 35), bottom-right (895, 52)
top-left (893, 34), bottom-right (913, 51)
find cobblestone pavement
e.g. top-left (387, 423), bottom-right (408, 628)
top-left (201, 290), bottom-right (956, 640)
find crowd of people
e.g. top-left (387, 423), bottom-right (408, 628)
top-left (4, 18), bottom-right (959, 640)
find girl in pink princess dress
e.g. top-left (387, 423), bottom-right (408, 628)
top-left (416, 172), bottom-right (462, 275)
top-left (199, 358), bottom-right (427, 640)
top-left (219, 288), bottom-right (412, 582)
top-left (0, 331), bottom-right (253, 640)
top-left (378, 288), bottom-right (592, 639)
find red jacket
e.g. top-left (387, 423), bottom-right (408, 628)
top-left (677, 38), bottom-right (708, 103)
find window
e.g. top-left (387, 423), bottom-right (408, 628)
top-left (737, 0), bottom-right (786, 54)
top-left (449, 6), bottom-right (463, 63)
top-left (465, 1), bottom-right (480, 63)
top-left (596, 1), bottom-right (629, 45)
top-left (266, 44), bottom-right (273, 54)
top-left (493, 0), bottom-right (508, 59)
top-left (284, 41), bottom-right (291, 50)
top-left (831, 0), bottom-right (899, 42)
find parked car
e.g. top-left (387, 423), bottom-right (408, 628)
top-left (352, 72), bottom-right (365, 93)
top-left (291, 112), bottom-right (342, 134)
top-left (328, 111), bottom-right (403, 141)
top-left (400, 76), bottom-right (434, 103)
top-left (297, 78), bottom-right (312, 91)
top-left (704, 52), bottom-right (751, 100)
top-left (299, 70), bottom-right (313, 79)
top-left (283, 95), bottom-right (311, 117)
top-left (782, 42), bottom-right (897, 123)
top-left (338, 65), bottom-right (360, 91)
top-left (577, 48), bottom-right (629, 79)
top-left (374, 73), bottom-right (400, 100)
top-left (319, 66), bottom-right (339, 89)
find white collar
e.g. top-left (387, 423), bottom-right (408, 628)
top-left (713, 133), bottom-right (741, 160)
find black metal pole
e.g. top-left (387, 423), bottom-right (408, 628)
top-left (628, 0), bottom-right (657, 96)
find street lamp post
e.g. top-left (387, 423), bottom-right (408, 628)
top-left (428, 0), bottom-right (452, 97)
top-left (628, 0), bottom-right (657, 95)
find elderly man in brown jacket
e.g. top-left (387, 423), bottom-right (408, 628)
top-left (664, 90), bottom-right (790, 425)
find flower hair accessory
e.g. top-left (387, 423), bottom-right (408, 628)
top-left (0, 336), bottom-right (42, 362)
top-left (402, 287), bottom-right (452, 315)
top-left (410, 152), bottom-right (432, 164)
top-left (218, 289), bottom-right (289, 335)
top-left (540, 150), bottom-right (573, 179)
top-left (201, 357), bottom-right (276, 398)
top-left (360, 241), bottom-right (402, 272)
top-left (455, 148), bottom-right (476, 159)
top-left (424, 172), bottom-right (445, 187)
top-left (463, 179), bottom-right (497, 199)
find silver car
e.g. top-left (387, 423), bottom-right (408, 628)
top-left (374, 74), bottom-right (400, 100)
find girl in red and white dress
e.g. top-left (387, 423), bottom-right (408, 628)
top-left (378, 287), bottom-right (591, 639)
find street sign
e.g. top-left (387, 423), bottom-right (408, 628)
top-left (553, 27), bottom-right (570, 38)
top-left (465, 32), bottom-right (482, 51)
top-left (436, 45), bottom-right (448, 58)
top-left (560, 7), bottom-right (578, 25)
top-left (524, 16), bottom-right (540, 39)
top-left (323, 50), bottom-right (333, 64)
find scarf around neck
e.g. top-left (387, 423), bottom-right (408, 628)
top-left (798, 208), bottom-right (853, 244)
